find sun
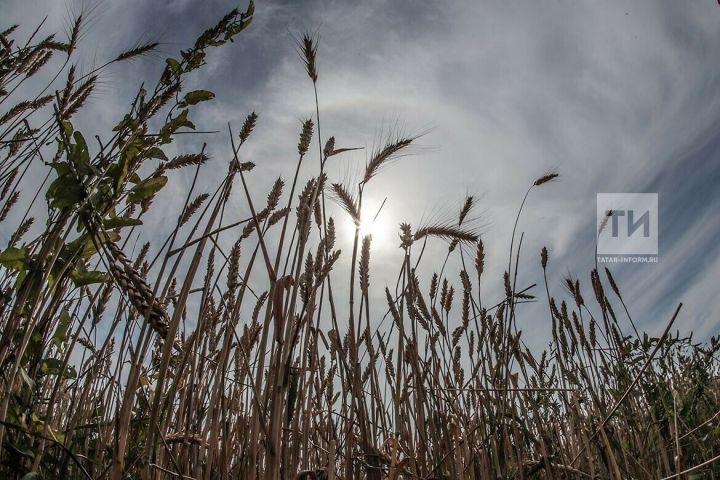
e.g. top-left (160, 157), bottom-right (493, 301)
top-left (358, 211), bottom-right (379, 238)
top-left (344, 208), bottom-right (392, 249)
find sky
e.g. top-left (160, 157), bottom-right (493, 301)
top-left (4, 0), bottom-right (720, 351)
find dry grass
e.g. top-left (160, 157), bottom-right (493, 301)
top-left (0, 5), bottom-right (719, 479)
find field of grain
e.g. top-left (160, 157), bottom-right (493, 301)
top-left (0, 5), bottom-right (719, 479)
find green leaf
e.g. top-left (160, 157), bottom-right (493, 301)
top-left (128, 175), bottom-right (167, 203)
top-left (46, 173), bottom-right (83, 209)
top-left (70, 131), bottom-right (90, 172)
top-left (159, 109), bottom-right (195, 143)
top-left (112, 134), bottom-right (143, 192)
top-left (40, 358), bottom-right (75, 379)
top-left (64, 235), bottom-right (90, 260)
top-left (112, 113), bottom-right (138, 132)
top-left (180, 90), bottom-right (214, 106)
top-left (40, 358), bottom-right (62, 375)
top-left (46, 425), bottom-right (66, 443)
top-left (70, 231), bottom-right (120, 260)
top-left (103, 216), bottom-right (143, 229)
top-left (61, 120), bottom-right (73, 136)
top-left (15, 269), bottom-right (27, 290)
top-left (239, 1), bottom-right (255, 30)
top-left (145, 147), bottom-right (168, 161)
top-left (9, 444), bottom-right (35, 459)
top-left (21, 472), bottom-right (40, 480)
top-left (64, 366), bottom-right (77, 380)
top-left (69, 270), bottom-right (109, 287)
top-left (0, 247), bottom-right (26, 270)
top-left (53, 310), bottom-right (71, 349)
top-left (186, 51), bottom-right (205, 69)
top-left (88, 181), bottom-right (113, 214)
top-left (166, 57), bottom-right (180, 74)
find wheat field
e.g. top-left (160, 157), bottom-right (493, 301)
top-left (0, 4), bottom-right (719, 479)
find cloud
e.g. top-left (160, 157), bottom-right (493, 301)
top-left (3, 0), bottom-right (719, 349)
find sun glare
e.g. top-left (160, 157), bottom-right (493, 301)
top-left (345, 208), bottom-right (391, 250)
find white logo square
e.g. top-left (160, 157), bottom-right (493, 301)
top-left (597, 193), bottom-right (658, 256)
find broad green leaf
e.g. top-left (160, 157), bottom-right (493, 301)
top-left (9, 444), bottom-right (34, 459)
top-left (52, 309), bottom-right (71, 349)
top-left (166, 57), bottom-right (180, 74)
top-left (113, 134), bottom-right (143, 191)
top-left (70, 131), bottom-right (90, 172)
top-left (88, 181), bottom-right (113, 214)
top-left (159, 109), bottom-right (195, 143)
top-left (46, 425), bottom-right (66, 443)
top-left (181, 119), bottom-right (195, 131)
top-left (187, 51), bottom-right (205, 69)
top-left (64, 235), bottom-right (90, 260)
top-left (40, 359), bottom-right (76, 380)
top-left (49, 161), bottom-right (71, 176)
top-left (64, 366), bottom-right (77, 380)
top-left (46, 173), bottom-right (83, 209)
top-left (113, 113), bottom-right (139, 132)
top-left (128, 175), bottom-right (167, 203)
top-left (145, 146), bottom-right (168, 161)
top-left (69, 269), bottom-right (109, 287)
top-left (0, 247), bottom-right (26, 270)
top-left (61, 120), bottom-right (73, 136)
top-left (40, 358), bottom-right (63, 375)
top-left (103, 216), bottom-right (143, 229)
top-left (239, 1), bottom-right (254, 30)
top-left (15, 269), bottom-right (27, 290)
top-left (181, 90), bottom-right (214, 106)
top-left (70, 231), bottom-right (120, 260)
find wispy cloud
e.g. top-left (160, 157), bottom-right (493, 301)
top-left (4, 0), bottom-right (719, 347)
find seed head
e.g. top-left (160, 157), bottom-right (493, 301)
top-left (298, 119), bottom-right (314, 156)
top-left (534, 172), bottom-right (559, 186)
top-left (239, 112), bottom-right (258, 145)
